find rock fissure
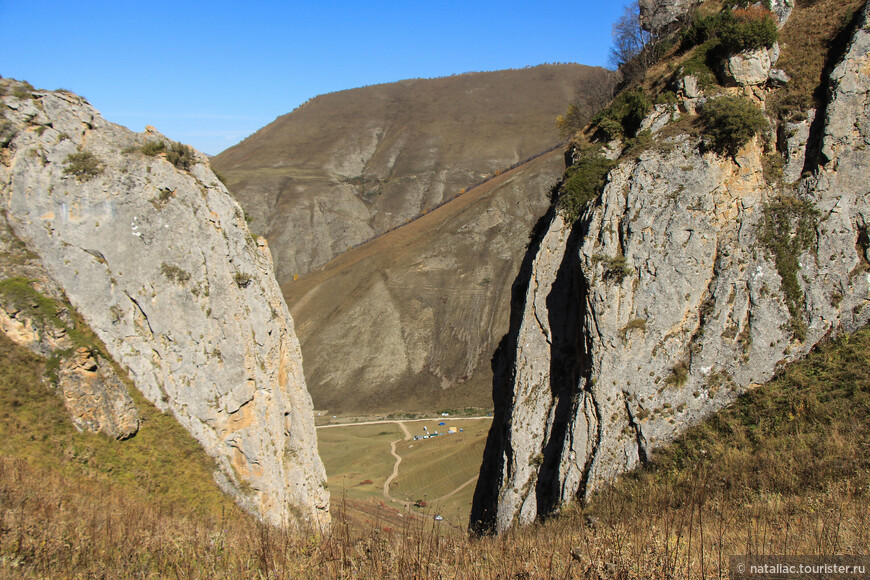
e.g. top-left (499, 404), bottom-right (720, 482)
top-left (622, 391), bottom-right (649, 466)
top-left (473, 2), bottom-right (870, 532)
top-left (124, 291), bottom-right (154, 338)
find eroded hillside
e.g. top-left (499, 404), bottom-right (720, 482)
top-left (212, 64), bottom-right (613, 284)
top-left (284, 150), bottom-right (563, 413)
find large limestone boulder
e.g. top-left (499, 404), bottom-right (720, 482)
top-left (0, 81), bottom-right (329, 529)
top-left (722, 48), bottom-right (772, 86)
top-left (56, 347), bottom-right (140, 440)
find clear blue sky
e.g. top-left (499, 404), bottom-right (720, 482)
top-left (1, 1), bottom-right (626, 155)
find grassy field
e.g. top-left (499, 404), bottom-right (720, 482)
top-left (317, 417), bottom-right (492, 529)
top-left (317, 423), bottom-right (403, 502)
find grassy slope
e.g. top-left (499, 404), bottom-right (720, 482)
top-left (0, 335), bottom-right (238, 516)
top-left (4, 320), bottom-right (868, 577)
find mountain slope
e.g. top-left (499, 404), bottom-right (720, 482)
top-left (472, 0), bottom-right (870, 532)
top-left (283, 149), bottom-right (563, 413)
top-left (0, 79), bottom-right (328, 528)
top-left (212, 64), bottom-right (613, 284)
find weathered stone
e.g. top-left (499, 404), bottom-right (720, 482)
top-left (770, 0), bottom-right (794, 28)
top-left (0, 80), bottom-right (329, 529)
top-left (639, 103), bottom-right (681, 134)
top-left (769, 42), bottom-right (781, 66)
top-left (639, 0), bottom-right (701, 32)
top-left (723, 48), bottom-right (772, 86)
top-left (473, 4), bottom-right (870, 533)
top-left (679, 75), bottom-right (701, 99)
top-left (56, 348), bottom-right (139, 439)
top-left (768, 68), bottom-right (791, 87)
top-left (782, 110), bottom-right (815, 183)
top-left (0, 303), bottom-right (71, 357)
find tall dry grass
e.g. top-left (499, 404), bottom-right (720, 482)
top-left (1, 326), bottom-right (869, 578)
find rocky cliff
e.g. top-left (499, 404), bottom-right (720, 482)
top-left (472, 1), bottom-right (870, 532)
top-left (0, 80), bottom-right (329, 529)
top-left (212, 64), bottom-right (613, 284)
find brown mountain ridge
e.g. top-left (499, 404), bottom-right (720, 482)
top-left (212, 64), bottom-right (613, 284)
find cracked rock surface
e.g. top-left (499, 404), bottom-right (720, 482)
top-left (0, 81), bottom-right (329, 529)
top-left (473, 4), bottom-right (870, 533)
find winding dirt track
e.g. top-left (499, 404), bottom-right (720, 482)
top-left (383, 422), bottom-right (412, 507)
top-left (316, 417), bottom-right (491, 509)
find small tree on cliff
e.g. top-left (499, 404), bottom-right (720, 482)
top-left (609, 1), bottom-right (655, 84)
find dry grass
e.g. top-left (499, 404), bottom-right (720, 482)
top-left (3, 322), bottom-right (869, 577)
top-left (769, 0), bottom-right (867, 116)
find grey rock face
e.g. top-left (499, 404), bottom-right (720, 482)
top-left (768, 69), bottom-right (791, 87)
top-left (639, 0), bottom-right (701, 32)
top-left (0, 82), bottom-right (329, 529)
top-left (639, 103), bottom-right (681, 134)
top-left (723, 48), bottom-right (772, 86)
top-left (473, 5), bottom-right (870, 533)
top-left (678, 75), bottom-right (702, 100)
top-left (781, 109), bottom-right (815, 183)
top-left (770, 0), bottom-right (795, 27)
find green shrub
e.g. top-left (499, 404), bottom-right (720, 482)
top-left (760, 196), bottom-right (819, 341)
top-left (681, 6), bottom-right (778, 55)
top-left (718, 7), bottom-right (779, 53)
top-left (665, 361), bottom-right (690, 388)
top-left (165, 142), bottom-right (195, 171)
top-left (140, 140), bottom-right (166, 156)
top-left (0, 121), bottom-right (16, 148)
top-left (597, 118), bottom-right (623, 141)
top-left (62, 151), bottom-right (104, 182)
top-left (699, 95), bottom-right (768, 156)
top-left (138, 140), bottom-right (195, 170)
top-left (678, 40), bottom-right (720, 88)
top-left (592, 89), bottom-right (653, 139)
top-left (160, 263), bottom-right (191, 284)
top-left (233, 272), bottom-right (252, 288)
top-left (556, 152), bottom-right (615, 223)
top-left (599, 254), bottom-right (634, 283)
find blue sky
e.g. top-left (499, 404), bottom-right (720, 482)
top-left (1, 1), bottom-right (626, 155)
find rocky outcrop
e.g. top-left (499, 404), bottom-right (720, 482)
top-left (212, 65), bottom-right (613, 283)
top-left (473, 4), bottom-right (870, 533)
top-left (0, 210), bottom-right (139, 439)
top-left (640, 0), bottom-right (793, 32)
top-left (56, 347), bottom-right (139, 439)
top-left (0, 80), bottom-right (329, 529)
top-left (723, 47), bottom-right (773, 86)
top-left (639, 0), bottom-right (701, 32)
